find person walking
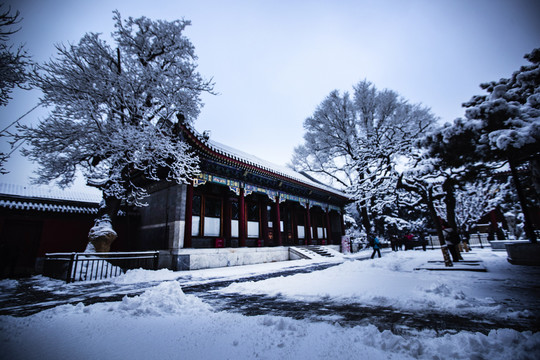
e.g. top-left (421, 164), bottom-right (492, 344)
top-left (390, 235), bottom-right (398, 251)
top-left (371, 236), bottom-right (382, 259)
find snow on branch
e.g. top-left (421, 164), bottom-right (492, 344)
top-left (18, 11), bottom-right (213, 206)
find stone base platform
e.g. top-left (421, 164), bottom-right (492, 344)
top-left (489, 240), bottom-right (529, 251)
top-left (506, 242), bottom-right (540, 266)
top-left (158, 245), bottom-right (341, 271)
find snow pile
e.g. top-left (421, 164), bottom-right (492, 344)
top-left (113, 268), bottom-right (180, 284)
top-left (44, 281), bottom-right (212, 318)
top-left (0, 278), bottom-right (18, 290)
top-left (116, 281), bottom-right (212, 316)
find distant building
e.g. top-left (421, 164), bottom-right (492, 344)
top-left (0, 184), bottom-right (135, 277)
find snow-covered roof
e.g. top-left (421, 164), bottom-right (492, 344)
top-left (0, 183), bottom-right (101, 203)
top-left (0, 199), bottom-right (98, 214)
top-left (0, 183), bottom-right (101, 214)
top-left (183, 124), bottom-right (349, 199)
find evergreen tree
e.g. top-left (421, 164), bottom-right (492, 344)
top-left (425, 48), bottom-right (539, 242)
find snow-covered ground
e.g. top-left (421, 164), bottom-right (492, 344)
top-left (1, 248), bottom-right (539, 359)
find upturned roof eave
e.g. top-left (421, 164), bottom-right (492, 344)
top-left (180, 123), bottom-right (350, 202)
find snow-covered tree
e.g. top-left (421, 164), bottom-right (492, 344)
top-left (292, 80), bottom-right (437, 234)
top-left (420, 110), bottom-right (506, 240)
top-left (0, 5), bottom-right (32, 173)
top-left (18, 11), bottom-right (213, 251)
top-left (0, 5), bottom-right (30, 106)
top-left (434, 178), bottom-right (511, 237)
top-left (431, 48), bottom-right (540, 242)
top-left (397, 156), bottom-right (453, 266)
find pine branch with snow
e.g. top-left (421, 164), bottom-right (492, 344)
top-left (426, 48), bottom-right (539, 242)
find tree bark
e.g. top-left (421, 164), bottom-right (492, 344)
top-left (397, 176), bottom-right (453, 266)
top-left (508, 157), bottom-right (537, 243)
top-left (361, 206), bottom-right (371, 235)
top-left (442, 178), bottom-right (458, 232)
top-left (426, 186), bottom-right (453, 267)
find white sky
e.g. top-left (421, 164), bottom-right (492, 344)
top-left (1, 0), bottom-right (539, 191)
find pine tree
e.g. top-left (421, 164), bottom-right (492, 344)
top-left (427, 48), bottom-right (539, 242)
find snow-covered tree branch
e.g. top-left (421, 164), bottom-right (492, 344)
top-left (17, 11), bottom-right (214, 251)
top-left (427, 48), bottom-right (539, 242)
top-left (434, 178), bottom-right (511, 236)
top-left (0, 5), bottom-right (33, 173)
top-left (292, 80), bottom-right (437, 234)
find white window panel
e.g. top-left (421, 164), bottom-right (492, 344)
top-left (317, 227), bottom-right (324, 239)
top-left (247, 221), bottom-right (259, 238)
top-left (204, 217), bottom-right (220, 237)
top-left (297, 226), bottom-right (305, 239)
top-left (192, 216), bottom-right (200, 236)
top-left (231, 219), bottom-right (239, 238)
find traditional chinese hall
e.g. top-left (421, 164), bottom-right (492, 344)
top-left (137, 123), bottom-right (350, 270)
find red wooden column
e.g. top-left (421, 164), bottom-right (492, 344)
top-left (305, 205), bottom-right (312, 245)
top-left (312, 210), bottom-right (319, 244)
top-left (223, 197), bottom-right (231, 246)
top-left (239, 188), bottom-right (246, 247)
top-left (291, 204), bottom-right (297, 244)
top-left (184, 183), bottom-right (194, 248)
top-left (274, 198), bottom-right (282, 246)
top-left (261, 200), bottom-right (269, 246)
top-left (325, 209), bottom-right (332, 245)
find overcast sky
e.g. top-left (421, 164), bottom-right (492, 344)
top-left (1, 0), bottom-right (539, 191)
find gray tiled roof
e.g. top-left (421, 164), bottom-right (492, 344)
top-left (0, 183), bottom-right (101, 214)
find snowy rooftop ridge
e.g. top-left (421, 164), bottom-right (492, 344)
top-left (208, 139), bottom-right (347, 197)
top-left (0, 183), bottom-right (102, 204)
top-left (0, 199), bottom-right (99, 214)
top-left (184, 124), bottom-right (348, 198)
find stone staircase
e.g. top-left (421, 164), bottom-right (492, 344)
top-left (289, 245), bottom-right (335, 260)
top-left (306, 245), bottom-right (335, 257)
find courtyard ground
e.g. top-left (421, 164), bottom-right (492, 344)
top-left (1, 247), bottom-right (539, 359)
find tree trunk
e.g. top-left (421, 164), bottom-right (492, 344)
top-left (396, 175), bottom-right (453, 266)
top-left (360, 204), bottom-right (372, 235)
top-left (355, 171), bottom-right (372, 235)
top-left (508, 157), bottom-right (537, 243)
top-left (530, 157), bottom-right (540, 205)
top-left (86, 194), bottom-right (121, 252)
top-left (426, 186), bottom-right (453, 267)
top-left (442, 178), bottom-right (458, 232)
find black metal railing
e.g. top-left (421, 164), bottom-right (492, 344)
top-left (427, 233), bottom-right (488, 249)
top-left (44, 251), bottom-right (159, 283)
